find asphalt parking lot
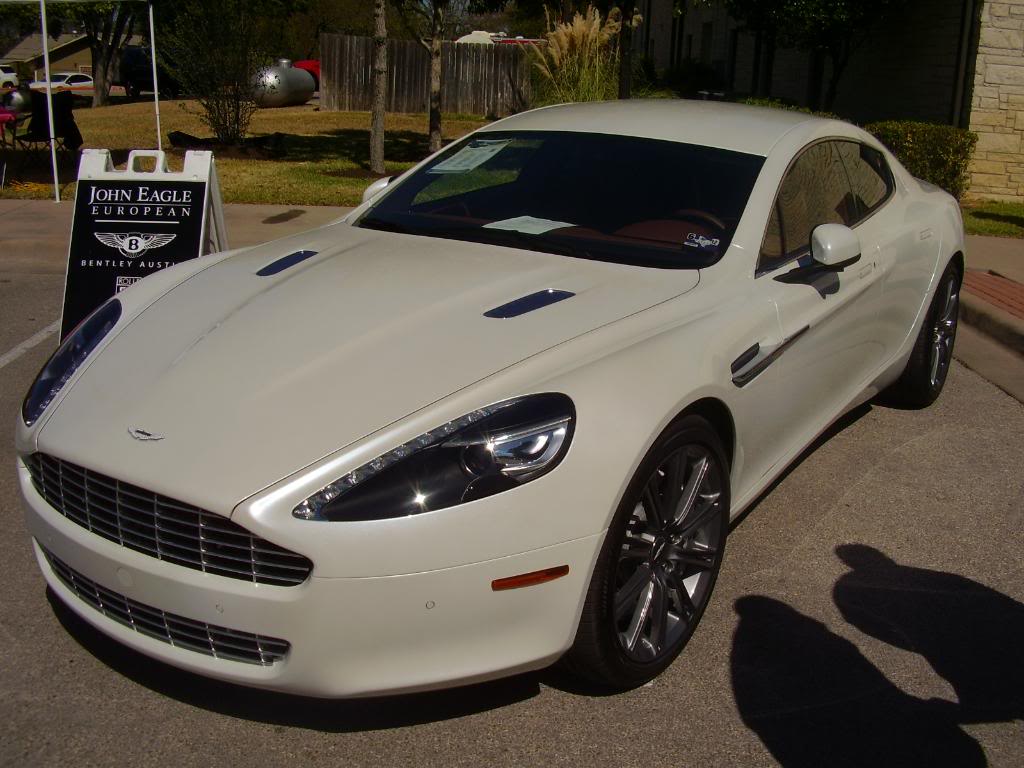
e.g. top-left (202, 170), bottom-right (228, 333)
top-left (1, 206), bottom-right (1022, 767)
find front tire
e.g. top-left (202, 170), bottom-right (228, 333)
top-left (564, 415), bottom-right (730, 690)
top-left (885, 260), bottom-right (961, 408)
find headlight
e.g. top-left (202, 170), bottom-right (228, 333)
top-left (22, 298), bottom-right (122, 426)
top-left (293, 393), bottom-right (575, 522)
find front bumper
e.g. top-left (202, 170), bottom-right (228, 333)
top-left (20, 458), bottom-right (603, 698)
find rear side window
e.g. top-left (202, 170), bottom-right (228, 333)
top-left (758, 141), bottom-right (856, 273)
top-left (836, 141), bottom-right (893, 221)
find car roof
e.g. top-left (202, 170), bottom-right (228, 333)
top-left (482, 100), bottom-right (831, 157)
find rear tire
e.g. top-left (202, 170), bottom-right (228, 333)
top-left (884, 260), bottom-right (961, 408)
top-left (563, 415), bottom-right (729, 690)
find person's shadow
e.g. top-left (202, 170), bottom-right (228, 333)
top-left (731, 595), bottom-right (985, 767)
top-left (833, 544), bottom-right (1024, 725)
top-left (732, 546), bottom-right (1024, 766)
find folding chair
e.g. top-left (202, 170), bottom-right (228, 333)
top-left (14, 90), bottom-right (84, 167)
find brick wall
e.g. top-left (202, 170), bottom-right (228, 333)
top-left (967, 0), bottom-right (1024, 201)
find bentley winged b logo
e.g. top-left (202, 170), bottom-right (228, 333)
top-left (127, 426), bottom-right (164, 441)
top-left (95, 232), bottom-right (176, 259)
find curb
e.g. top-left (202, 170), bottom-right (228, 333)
top-left (960, 291), bottom-right (1024, 357)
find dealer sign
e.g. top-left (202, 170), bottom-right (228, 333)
top-left (61, 149), bottom-right (227, 339)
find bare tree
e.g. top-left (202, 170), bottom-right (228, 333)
top-left (370, 0), bottom-right (387, 175)
top-left (392, 0), bottom-right (467, 153)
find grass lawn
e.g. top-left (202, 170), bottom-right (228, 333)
top-left (961, 199), bottom-right (1024, 238)
top-left (0, 99), bottom-right (488, 206)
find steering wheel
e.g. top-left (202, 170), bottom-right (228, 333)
top-left (670, 209), bottom-right (727, 232)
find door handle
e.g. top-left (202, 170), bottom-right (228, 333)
top-left (857, 262), bottom-right (874, 280)
top-left (731, 326), bottom-right (810, 387)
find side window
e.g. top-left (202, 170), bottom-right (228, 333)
top-left (758, 141), bottom-right (856, 273)
top-left (836, 141), bottom-right (893, 222)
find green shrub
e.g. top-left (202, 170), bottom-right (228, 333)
top-left (739, 97), bottom-right (841, 121)
top-left (864, 121), bottom-right (978, 200)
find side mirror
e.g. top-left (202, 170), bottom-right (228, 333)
top-left (361, 176), bottom-right (393, 204)
top-left (810, 224), bottom-right (861, 271)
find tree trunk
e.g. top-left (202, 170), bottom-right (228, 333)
top-left (618, 3), bottom-right (635, 100)
top-left (750, 30), bottom-right (762, 96)
top-left (88, 8), bottom-right (133, 108)
top-left (806, 49), bottom-right (824, 112)
top-left (761, 30), bottom-right (776, 98)
top-left (91, 43), bottom-right (112, 107)
top-left (370, 0), bottom-right (387, 175)
top-left (823, 44), bottom-right (851, 112)
top-left (428, 7), bottom-right (443, 153)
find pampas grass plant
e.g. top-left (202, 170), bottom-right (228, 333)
top-left (531, 6), bottom-right (622, 105)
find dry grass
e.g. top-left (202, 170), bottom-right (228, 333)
top-left (0, 99), bottom-right (487, 206)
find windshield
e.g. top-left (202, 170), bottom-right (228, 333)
top-left (357, 130), bottom-right (764, 269)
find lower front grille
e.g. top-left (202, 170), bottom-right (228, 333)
top-left (43, 547), bottom-right (290, 666)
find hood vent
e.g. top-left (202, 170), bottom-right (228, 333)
top-left (257, 250), bottom-right (318, 276)
top-left (484, 289), bottom-right (575, 319)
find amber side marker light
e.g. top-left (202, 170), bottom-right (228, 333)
top-left (491, 565), bottom-right (570, 591)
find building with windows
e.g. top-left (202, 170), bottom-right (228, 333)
top-left (0, 33), bottom-right (93, 80)
top-left (678, 0), bottom-right (1024, 201)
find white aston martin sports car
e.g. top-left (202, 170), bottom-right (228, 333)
top-left (17, 101), bottom-right (963, 697)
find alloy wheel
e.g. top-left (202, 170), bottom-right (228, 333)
top-left (930, 277), bottom-right (959, 388)
top-left (614, 445), bottom-right (725, 662)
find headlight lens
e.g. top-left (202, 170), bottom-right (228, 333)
top-left (22, 298), bottom-right (121, 426)
top-left (293, 393), bottom-right (575, 522)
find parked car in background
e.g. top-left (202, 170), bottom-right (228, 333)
top-left (117, 46), bottom-right (180, 99)
top-left (0, 64), bottom-right (19, 88)
top-left (293, 59), bottom-right (320, 90)
top-left (29, 71), bottom-right (93, 93)
top-left (17, 101), bottom-right (964, 698)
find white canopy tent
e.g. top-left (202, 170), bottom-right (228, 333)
top-left (1, 0), bottom-right (163, 201)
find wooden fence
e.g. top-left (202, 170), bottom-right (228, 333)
top-left (320, 34), bottom-right (532, 117)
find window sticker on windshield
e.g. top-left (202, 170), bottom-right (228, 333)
top-left (683, 232), bottom-right (721, 251)
top-left (483, 216), bottom-right (575, 235)
top-left (428, 140), bottom-right (512, 174)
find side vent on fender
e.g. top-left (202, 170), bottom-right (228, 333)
top-left (484, 289), bottom-right (575, 319)
top-left (257, 250), bottom-right (318, 277)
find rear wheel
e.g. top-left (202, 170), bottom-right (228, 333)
top-left (564, 415), bottom-right (729, 690)
top-left (885, 261), bottom-right (961, 408)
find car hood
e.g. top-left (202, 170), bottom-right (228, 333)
top-left (38, 225), bottom-right (699, 513)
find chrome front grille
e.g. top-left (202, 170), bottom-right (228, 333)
top-left (43, 548), bottom-right (290, 665)
top-left (26, 453), bottom-right (312, 586)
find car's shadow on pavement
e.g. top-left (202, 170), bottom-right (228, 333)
top-left (46, 588), bottom-right (542, 731)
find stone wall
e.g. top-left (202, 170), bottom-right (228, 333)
top-left (967, 0), bottom-right (1024, 201)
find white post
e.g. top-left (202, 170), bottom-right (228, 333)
top-left (148, 1), bottom-right (162, 151)
top-left (38, 0), bottom-right (60, 203)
